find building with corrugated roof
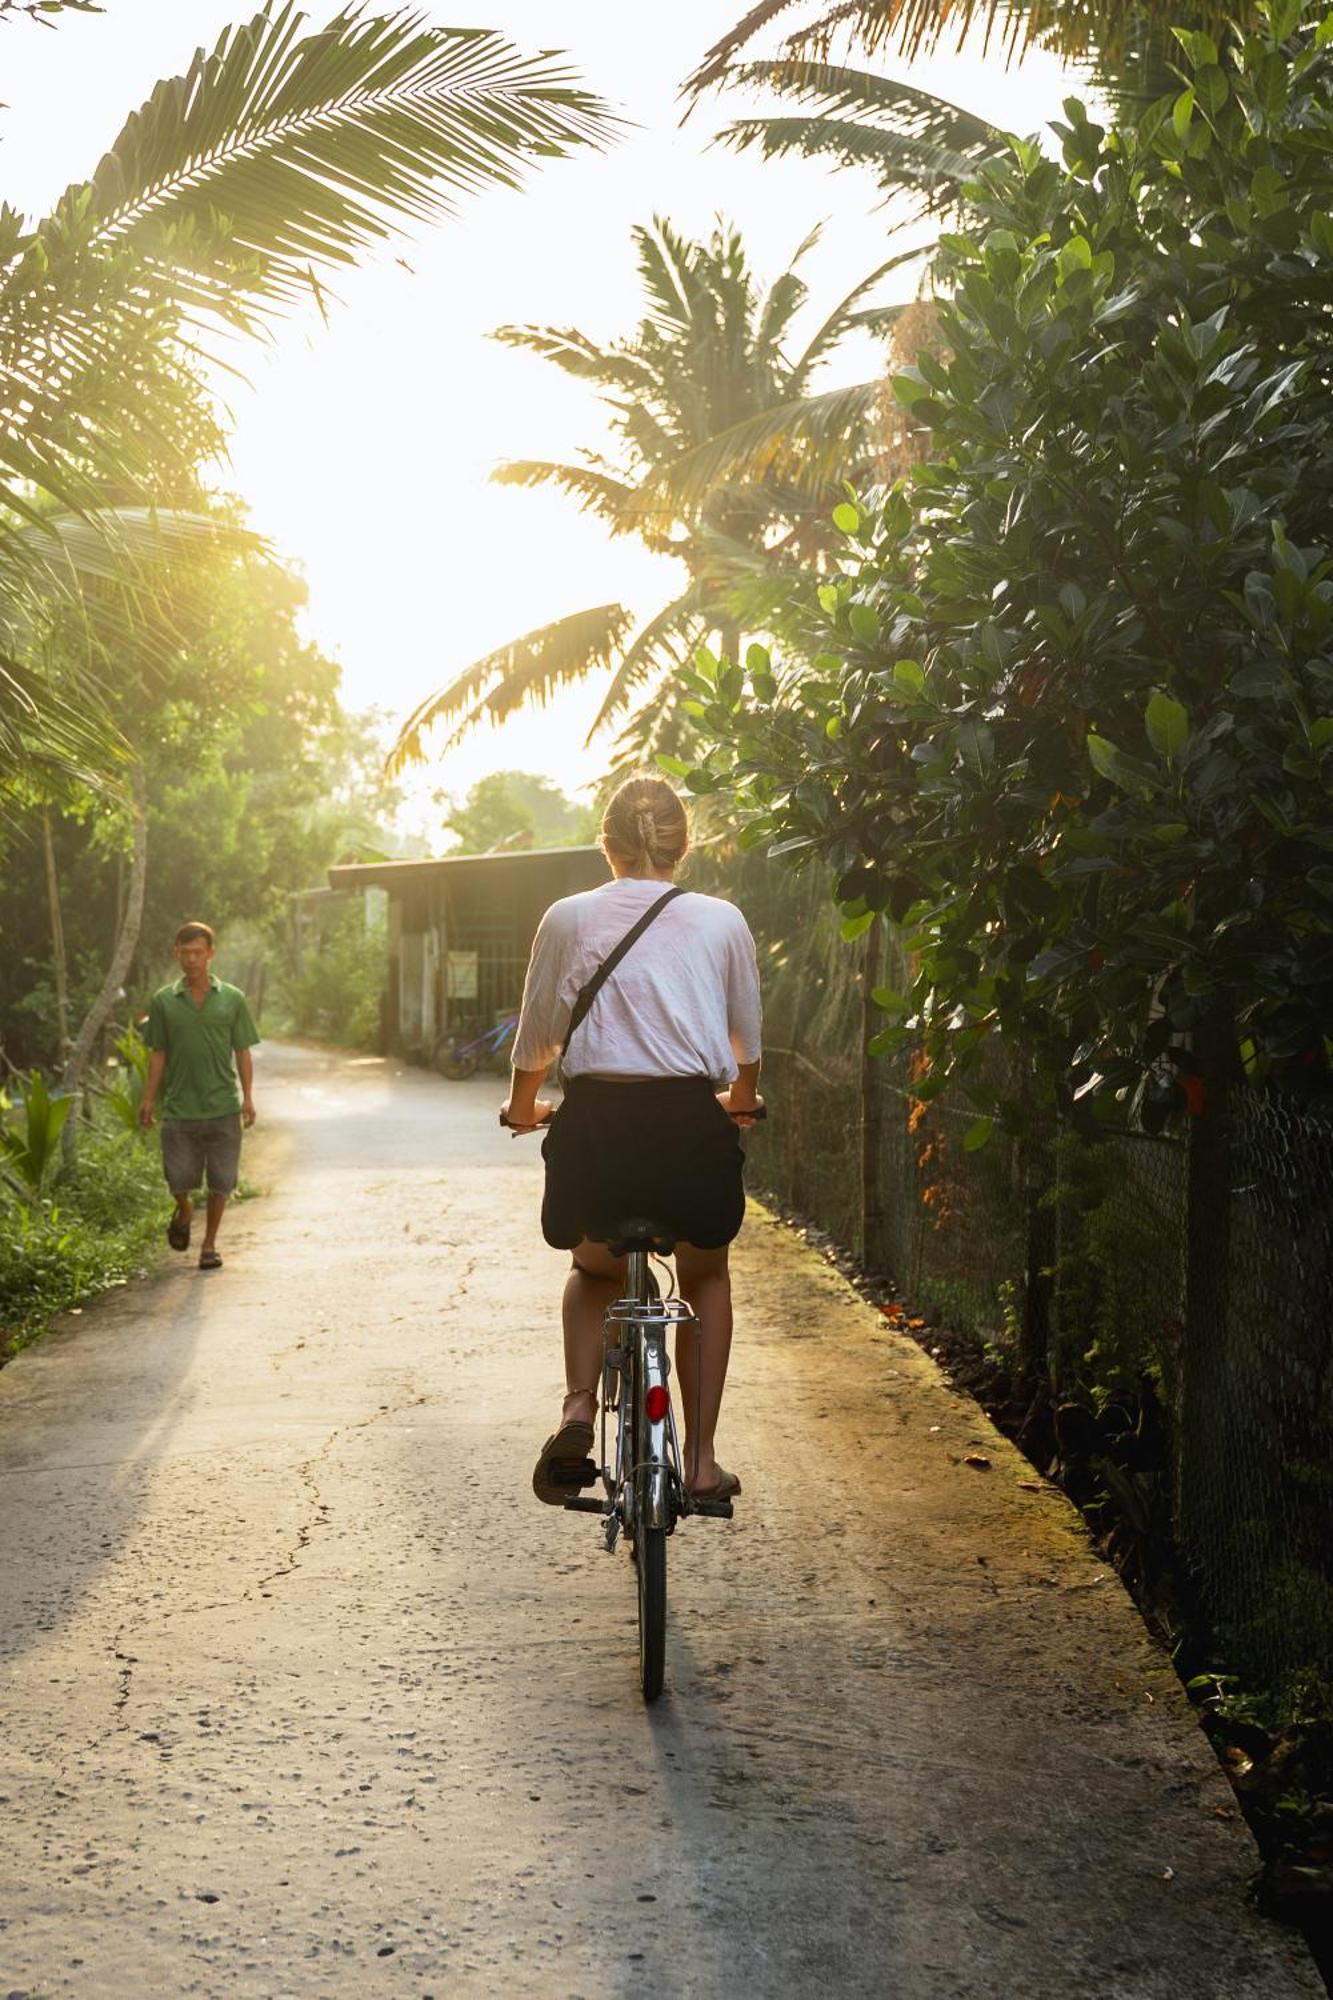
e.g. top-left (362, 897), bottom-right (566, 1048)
top-left (328, 846), bottom-right (608, 1061)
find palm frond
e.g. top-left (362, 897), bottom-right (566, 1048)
top-left (789, 243), bottom-right (930, 387)
top-left (645, 378), bottom-right (882, 513)
top-left (490, 460), bottom-right (639, 531)
top-left (607, 678), bottom-right (698, 777)
top-left (689, 0), bottom-right (1246, 79)
top-left (0, 646), bottom-right (118, 821)
top-left (491, 324), bottom-right (660, 397)
top-left (585, 591), bottom-right (703, 741)
top-left (717, 64), bottom-right (1003, 223)
top-left (0, 508), bottom-right (258, 659)
top-left (0, 507), bottom-right (261, 805)
top-left (66, 4), bottom-right (617, 325)
top-left (721, 113), bottom-right (987, 212)
top-left (634, 216), bottom-right (710, 340)
top-left (686, 0), bottom-right (806, 97)
top-left (729, 58), bottom-right (999, 150)
top-left (388, 603), bottom-right (636, 770)
top-left (0, 0), bottom-right (101, 17)
top-left (756, 265), bottom-right (812, 364)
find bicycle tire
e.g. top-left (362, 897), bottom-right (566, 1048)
top-left (436, 1048), bottom-right (479, 1081)
top-left (636, 1520), bottom-right (666, 1703)
top-left (628, 1283), bottom-right (667, 1703)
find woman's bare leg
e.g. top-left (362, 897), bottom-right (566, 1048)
top-left (674, 1243), bottom-right (733, 1492)
top-left (559, 1240), bottom-right (625, 1427)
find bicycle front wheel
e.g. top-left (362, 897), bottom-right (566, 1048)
top-left (636, 1523), bottom-right (666, 1703)
top-left (436, 1047), bottom-right (478, 1081)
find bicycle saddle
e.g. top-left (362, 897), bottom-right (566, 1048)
top-left (603, 1216), bottom-right (677, 1256)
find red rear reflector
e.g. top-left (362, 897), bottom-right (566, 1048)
top-left (645, 1385), bottom-right (669, 1422)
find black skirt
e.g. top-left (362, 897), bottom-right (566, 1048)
top-left (540, 1075), bottom-right (746, 1251)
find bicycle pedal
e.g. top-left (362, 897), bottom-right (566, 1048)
top-left (562, 1495), bottom-right (609, 1515)
top-left (688, 1497), bottom-right (734, 1520)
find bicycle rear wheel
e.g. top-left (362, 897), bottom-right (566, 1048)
top-left (434, 1042), bottom-right (478, 1080)
top-left (636, 1520), bottom-right (666, 1702)
top-left (628, 1257), bottom-right (667, 1703)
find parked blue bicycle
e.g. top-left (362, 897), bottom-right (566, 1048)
top-left (433, 1013), bottom-right (518, 1080)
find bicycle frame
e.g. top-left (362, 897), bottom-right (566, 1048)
top-left (600, 1250), bottom-right (697, 1539)
top-left (456, 1014), bottom-right (517, 1062)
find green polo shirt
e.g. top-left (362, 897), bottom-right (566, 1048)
top-left (145, 976), bottom-right (260, 1121)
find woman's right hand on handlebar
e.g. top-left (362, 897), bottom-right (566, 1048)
top-left (500, 1096), bottom-right (552, 1135)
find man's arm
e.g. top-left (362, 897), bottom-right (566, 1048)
top-left (236, 1047), bottom-right (256, 1127)
top-left (139, 1049), bottom-right (167, 1127)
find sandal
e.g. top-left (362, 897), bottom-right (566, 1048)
top-left (198, 1249), bottom-right (223, 1271)
top-left (532, 1419), bottom-right (595, 1506)
top-left (167, 1214), bottom-right (190, 1251)
top-left (690, 1466), bottom-right (742, 1502)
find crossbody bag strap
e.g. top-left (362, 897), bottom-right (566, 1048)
top-left (560, 885), bottom-right (687, 1065)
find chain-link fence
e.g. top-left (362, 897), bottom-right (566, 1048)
top-left (703, 845), bottom-right (1333, 1699)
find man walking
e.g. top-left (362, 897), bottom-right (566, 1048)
top-left (139, 922), bottom-right (259, 1271)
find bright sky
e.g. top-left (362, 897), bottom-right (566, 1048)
top-left (2, 1), bottom-right (1075, 822)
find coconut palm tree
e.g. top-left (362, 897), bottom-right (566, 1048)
top-left (0, 1), bottom-right (614, 793)
top-left (390, 216), bottom-right (911, 772)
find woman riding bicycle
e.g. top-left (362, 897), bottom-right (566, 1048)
top-left (502, 775), bottom-right (763, 1507)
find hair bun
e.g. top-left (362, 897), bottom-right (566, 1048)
top-left (600, 774), bottom-right (690, 874)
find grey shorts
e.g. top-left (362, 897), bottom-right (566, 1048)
top-left (161, 1115), bottom-right (243, 1196)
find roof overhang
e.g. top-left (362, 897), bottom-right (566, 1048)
top-left (328, 845), bottom-right (607, 894)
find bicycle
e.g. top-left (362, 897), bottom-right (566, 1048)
top-left (434, 1012), bottom-right (517, 1081)
top-left (502, 1102), bottom-right (766, 1703)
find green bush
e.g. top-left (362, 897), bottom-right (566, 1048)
top-left (274, 901), bottom-right (384, 1048)
top-left (103, 1023), bottom-right (150, 1133)
top-left (1, 1071), bottom-right (72, 1197)
top-left (0, 1114), bottom-right (165, 1358)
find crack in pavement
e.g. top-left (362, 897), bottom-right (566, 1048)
top-left (112, 1638), bottom-right (136, 1720)
top-left (250, 1393), bottom-right (430, 1596)
top-left (78, 1393), bottom-right (434, 1755)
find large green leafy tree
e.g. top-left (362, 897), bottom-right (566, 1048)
top-left (688, 3), bottom-right (1333, 1124)
top-left (0, 0), bottom-right (613, 795)
top-left (443, 772), bottom-right (594, 854)
top-left (390, 216), bottom-right (907, 772)
top-left (0, 540), bottom-right (388, 1068)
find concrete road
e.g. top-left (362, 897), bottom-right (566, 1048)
top-left (0, 1043), bottom-right (1320, 1999)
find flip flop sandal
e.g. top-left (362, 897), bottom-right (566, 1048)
top-left (690, 1466), bottom-right (742, 1502)
top-left (167, 1215), bottom-right (190, 1251)
top-left (532, 1420), bottom-right (595, 1506)
top-left (198, 1249), bottom-right (223, 1271)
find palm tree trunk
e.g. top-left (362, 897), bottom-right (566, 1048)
top-left (63, 771), bottom-right (148, 1118)
top-left (42, 805), bottom-right (70, 1061)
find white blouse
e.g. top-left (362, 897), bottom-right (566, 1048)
top-left (512, 877), bottom-right (763, 1084)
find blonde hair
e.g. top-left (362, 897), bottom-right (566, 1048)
top-left (600, 775), bottom-right (689, 874)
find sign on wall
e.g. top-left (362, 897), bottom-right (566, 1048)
top-left (446, 950), bottom-right (479, 1000)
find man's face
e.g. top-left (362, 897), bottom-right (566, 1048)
top-left (175, 937), bottom-right (214, 980)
